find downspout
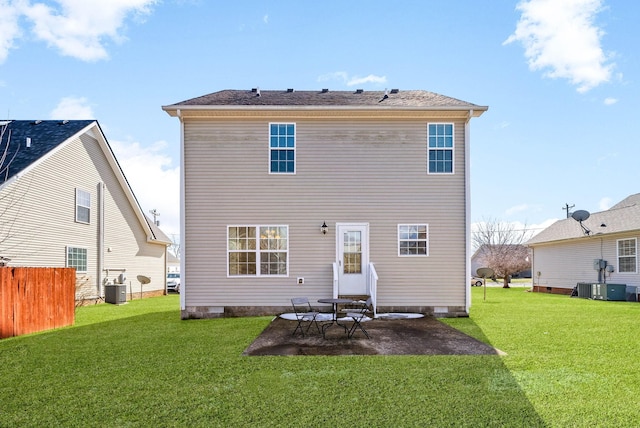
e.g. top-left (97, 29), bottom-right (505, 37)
top-left (178, 109), bottom-right (186, 311)
top-left (97, 182), bottom-right (105, 297)
top-left (464, 110), bottom-right (473, 314)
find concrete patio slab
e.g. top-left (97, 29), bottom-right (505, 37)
top-left (243, 316), bottom-right (503, 356)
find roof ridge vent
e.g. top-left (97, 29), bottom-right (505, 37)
top-left (355, 89), bottom-right (364, 94)
top-left (33, 120), bottom-right (43, 125)
top-left (390, 88), bottom-right (399, 94)
top-left (321, 88), bottom-right (329, 93)
top-left (252, 87), bottom-right (260, 97)
top-left (286, 88), bottom-right (294, 93)
top-left (60, 120), bottom-right (69, 125)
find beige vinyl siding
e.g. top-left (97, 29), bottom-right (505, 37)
top-left (531, 234), bottom-right (640, 289)
top-left (0, 131), bottom-right (166, 298)
top-left (183, 117), bottom-right (468, 310)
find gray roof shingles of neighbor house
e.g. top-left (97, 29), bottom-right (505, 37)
top-left (0, 120), bottom-right (95, 185)
top-left (527, 193), bottom-right (640, 245)
top-left (167, 88), bottom-right (485, 110)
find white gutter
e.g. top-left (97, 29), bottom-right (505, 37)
top-left (178, 109), bottom-right (186, 312)
top-left (97, 182), bottom-right (105, 296)
top-left (465, 109), bottom-right (473, 314)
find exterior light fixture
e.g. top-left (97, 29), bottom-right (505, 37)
top-left (321, 221), bottom-right (328, 235)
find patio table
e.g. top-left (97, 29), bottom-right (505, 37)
top-left (317, 298), bottom-right (354, 338)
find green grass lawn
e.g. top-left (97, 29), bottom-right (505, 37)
top-left (1, 288), bottom-right (638, 427)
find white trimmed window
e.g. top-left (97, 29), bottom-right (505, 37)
top-left (428, 123), bottom-right (454, 174)
top-left (269, 123), bottom-right (295, 174)
top-left (75, 188), bottom-right (91, 224)
top-left (617, 238), bottom-right (637, 273)
top-left (398, 224), bottom-right (429, 256)
top-left (66, 246), bottom-right (87, 272)
top-left (228, 225), bottom-right (289, 276)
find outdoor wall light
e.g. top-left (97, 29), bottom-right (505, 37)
top-left (321, 221), bottom-right (328, 235)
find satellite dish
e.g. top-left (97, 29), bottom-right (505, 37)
top-left (136, 275), bottom-right (151, 284)
top-left (571, 210), bottom-right (592, 235)
top-left (476, 267), bottom-right (494, 278)
top-left (571, 210), bottom-right (590, 222)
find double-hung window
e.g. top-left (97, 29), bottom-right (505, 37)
top-left (75, 188), bottom-right (91, 223)
top-left (398, 224), bottom-right (429, 256)
top-left (428, 123), bottom-right (454, 174)
top-left (228, 225), bottom-right (288, 276)
top-left (617, 238), bottom-right (637, 273)
top-left (66, 246), bottom-right (87, 272)
top-left (269, 123), bottom-right (295, 174)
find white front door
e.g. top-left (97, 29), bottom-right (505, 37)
top-left (336, 223), bottom-right (369, 295)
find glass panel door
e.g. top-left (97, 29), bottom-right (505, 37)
top-left (343, 231), bottom-right (362, 274)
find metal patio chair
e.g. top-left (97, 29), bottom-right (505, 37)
top-left (345, 297), bottom-right (372, 339)
top-left (291, 297), bottom-right (321, 336)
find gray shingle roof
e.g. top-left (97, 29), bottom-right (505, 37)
top-left (527, 193), bottom-right (640, 245)
top-left (0, 120), bottom-right (94, 185)
top-left (167, 89), bottom-right (486, 109)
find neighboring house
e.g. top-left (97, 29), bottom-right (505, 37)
top-left (162, 88), bottom-right (487, 318)
top-left (0, 120), bottom-right (171, 301)
top-left (527, 193), bottom-right (640, 294)
top-left (167, 252), bottom-right (180, 273)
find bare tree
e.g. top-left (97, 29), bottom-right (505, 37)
top-left (472, 218), bottom-right (532, 288)
top-left (0, 122), bottom-right (18, 182)
top-left (168, 234), bottom-right (181, 259)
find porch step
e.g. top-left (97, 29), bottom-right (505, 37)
top-left (337, 295), bottom-right (371, 312)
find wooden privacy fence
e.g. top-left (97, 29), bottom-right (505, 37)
top-left (0, 267), bottom-right (75, 339)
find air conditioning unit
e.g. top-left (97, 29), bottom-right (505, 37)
top-left (105, 284), bottom-right (127, 304)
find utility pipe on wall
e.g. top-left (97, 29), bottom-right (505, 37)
top-left (97, 182), bottom-right (105, 297)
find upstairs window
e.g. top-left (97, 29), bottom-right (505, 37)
top-left (398, 224), bottom-right (429, 256)
top-left (617, 238), bottom-right (637, 273)
top-left (428, 123), bottom-right (454, 174)
top-left (75, 189), bottom-right (91, 224)
top-left (269, 123), bottom-right (295, 174)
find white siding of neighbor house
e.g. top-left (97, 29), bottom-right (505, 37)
top-left (182, 117), bottom-right (469, 313)
top-left (531, 233), bottom-right (640, 289)
top-left (0, 130), bottom-right (166, 298)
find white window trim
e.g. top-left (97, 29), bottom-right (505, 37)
top-left (227, 225), bottom-right (290, 277)
top-left (268, 122), bottom-right (296, 175)
top-left (75, 188), bottom-right (91, 224)
top-left (617, 237), bottom-right (637, 274)
top-left (397, 224), bottom-right (430, 257)
top-left (66, 245), bottom-right (88, 273)
top-left (427, 123), bottom-right (455, 175)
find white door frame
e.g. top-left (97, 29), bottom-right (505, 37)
top-left (336, 222), bottom-right (369, 295)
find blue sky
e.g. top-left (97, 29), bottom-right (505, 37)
top-left (1, 0), bottom-right (638, 240)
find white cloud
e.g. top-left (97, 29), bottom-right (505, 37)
top-left (109, 138), bottom-right (180, 236)
top-left (597, 151), bottom-right (617, 165)
top-left (346, 74), bottom-right (387, 86)
top-left (318, 71), bottom-right (387, 87)
top-left (505, 204), bottom-right (530, 216)
top-left (17, 0), bottom-right (157, 62)
top-left (598, 197), bottom-right (612, 211)
top-left (50, 96), bottom-right (94, 119)
top-left (0, 0), bottom-right (23, 64)
top-left (263, 14), bottom-right (269, 24)
top-left (504, 0), bottom-right (614, 93)
top-left (603, 97), bottom-right (617, 105)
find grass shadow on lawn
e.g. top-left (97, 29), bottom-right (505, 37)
top-left (0, 296), bottom-right (547, 426)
